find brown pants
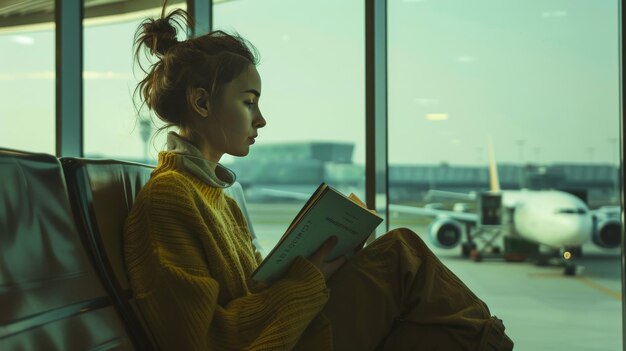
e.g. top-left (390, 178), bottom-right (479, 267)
top-left (323, 228), bottom-right (513, 350)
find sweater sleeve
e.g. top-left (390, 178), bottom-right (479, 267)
top-left (124, 176), bottom-right (329, 351)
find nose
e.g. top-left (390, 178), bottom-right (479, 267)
top-left (255, 111), bottom-right (267, 129)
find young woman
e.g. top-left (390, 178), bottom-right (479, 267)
top-left (124, 6), bottom-right (513, 351)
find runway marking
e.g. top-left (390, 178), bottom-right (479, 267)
top-left (528, 272), bottom-right (622, 301)
top-left (577, 276), bottom-right (622, 301)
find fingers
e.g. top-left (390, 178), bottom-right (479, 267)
top-left (322, 253), bottom-right (348, 280)
top-left (306, 236), bottom-right (348, 281)
top-left (326, 254), bottom-right (347, 269)
top-left (321, 235), bottom-right (339, 254)
top-left (311, 236), bottom-right (338, 261)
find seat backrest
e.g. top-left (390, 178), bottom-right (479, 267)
top-left (0, 149), bottom-right (135, 350)
top-left (61, 157), bottom-right (156, 349)
top-left (60, 157), bottom-right (261, 350)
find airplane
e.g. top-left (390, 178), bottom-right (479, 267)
top-left (253, 142), bottom-right (622, 276)
top-left (389, 141), bottom-right (622, 276)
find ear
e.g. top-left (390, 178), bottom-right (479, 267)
top-left (190, 88), bottom-right (210, 118)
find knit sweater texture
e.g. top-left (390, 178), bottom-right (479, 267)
top-left (124, 151), bottom-right (332, 350)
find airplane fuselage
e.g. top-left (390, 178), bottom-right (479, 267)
top-left (502, 190), bottom-right (591, 248)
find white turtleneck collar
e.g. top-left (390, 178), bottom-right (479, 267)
top-left (165, 131), bottom-right (236, 188)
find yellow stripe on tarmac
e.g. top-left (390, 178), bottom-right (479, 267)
top-left (576, 276), bottom-right (622, 301)
top-left (528, 272), bottom-right (622, 301)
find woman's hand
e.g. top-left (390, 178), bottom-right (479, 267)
top-left (307, 236), bottom-right (347, 281)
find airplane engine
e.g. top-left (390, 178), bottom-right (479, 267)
top-left (428, 218), bottom-right (463, 249)
top-left (592, 218), bottom-right (621, 249)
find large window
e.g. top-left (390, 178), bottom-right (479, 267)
top-left (388, 1), bottom-right (621, 350)
top-left (1, 1), bottom-right (622, 348)
top-left (83, 1), bottom-right (186, 162)
top-left (0, 24), bottom-right (55, 154)
top-left (214, 0), bottom-right (366, 251)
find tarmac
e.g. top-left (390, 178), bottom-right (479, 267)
top-left (248, 202), bottom-right (623, 351)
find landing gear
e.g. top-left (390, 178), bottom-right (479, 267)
top-left (561, 248), bottom-right (577, 276)
top-left (535, 255), bottom-right (550, 267)
top-left (568, 246), bottom-right (583, 258)
top-left (470, 248), bottom-right (482, 262)
top-left (563, 264), bottom-right (577, 276)
top-left (463, 227), bottom-right (504, 262)
top-left (461, 242), bottom-right (476, 258)
top-left (461, 223), bottom-right (476, 258)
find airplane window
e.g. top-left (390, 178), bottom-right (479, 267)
top-left (556, 208), bottom-right (588, 215)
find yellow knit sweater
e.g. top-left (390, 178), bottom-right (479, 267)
top-left (124, 152), bottom-right (332, 350)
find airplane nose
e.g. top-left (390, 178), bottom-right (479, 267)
top-left (553, 215), bottom-right (591, 246)
top-left (570, 216), bottom-right (592, 245)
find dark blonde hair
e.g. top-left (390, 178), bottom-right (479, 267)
top-left (134, 6), bottom-right (259, 132)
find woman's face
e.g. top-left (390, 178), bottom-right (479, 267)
top-left (197, 64), bottom-right (266, 162)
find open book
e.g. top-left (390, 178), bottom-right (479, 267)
top-left (251, 183), bottom-right (383, 284)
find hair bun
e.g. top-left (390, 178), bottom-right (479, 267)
top-left (142, 17), bottom-right (179, 56)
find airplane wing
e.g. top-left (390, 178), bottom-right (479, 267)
top-left (258, 187), bottom-right (480, 225)
top-left (424, 189), bottom-right (477, 202)
top-left (257, 187), bottom-right (312, 201)
top-left (389, 204), bottom-right (478, 223)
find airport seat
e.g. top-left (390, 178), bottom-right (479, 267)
top-left (0, 148), bottom-right (135, 350)
top-left (60, 157), bottom-right (261, 350)
top-left (61, 157), bottom-right (157, 350)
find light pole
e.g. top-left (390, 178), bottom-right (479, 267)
top-left (139, 117), bottom-right (152, 163)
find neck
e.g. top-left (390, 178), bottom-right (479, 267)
top-left (178, 129), bottom-right (223, 165)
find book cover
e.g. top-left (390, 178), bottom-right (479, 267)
top-left (251, 183), bottom-right (383, 284)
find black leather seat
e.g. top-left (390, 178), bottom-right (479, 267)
top-left (0, 149), bottom-right (136, 350)
top-left (60, 157), bottom-right (261, 351)
top-left (61, 157), bottom-right (157, 350)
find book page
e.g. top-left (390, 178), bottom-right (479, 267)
top-left (348, 193), bottom-right (378, 215)
top-left (252, 185), bottom-right (383, 284)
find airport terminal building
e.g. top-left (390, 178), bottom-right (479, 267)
top-left (227, 142), bottom-right (620, 206)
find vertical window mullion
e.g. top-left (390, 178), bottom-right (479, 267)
top-left (617, 1), bottom-right (626, 350)
top-left (365, 0), bottom-right (389, 237)
top-left (188, 0), bottom-right (212, 37)
top-left (55, 0), bottom-right (83, 157)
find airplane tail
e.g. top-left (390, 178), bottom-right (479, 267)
top-left (487, 136), bottom-right (501, 192)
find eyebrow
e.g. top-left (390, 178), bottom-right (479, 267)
top-left (241, 89), bottom-right (260, 98)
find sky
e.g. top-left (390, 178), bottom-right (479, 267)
top-left (0, 0), bottom-right (621, 166)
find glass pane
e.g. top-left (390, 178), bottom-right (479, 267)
top-left (389, 1), bottom-right (621, 350)
top-left (83, 1), bottom-right (186, 163)
top-left (214, 0), bottom-right (366, 253)
top-left (0, 22), bottom-right (55, 154)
